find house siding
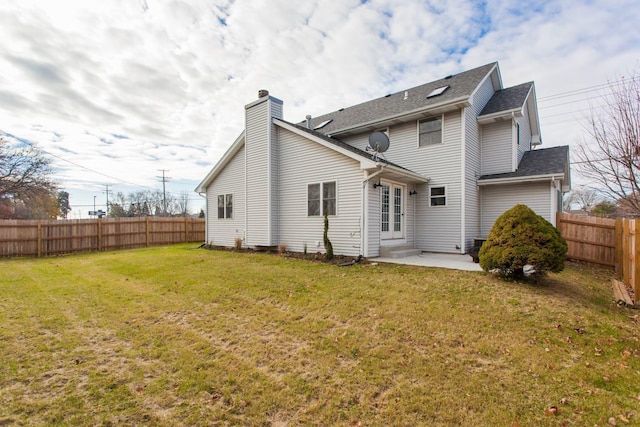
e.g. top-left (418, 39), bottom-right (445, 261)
top-left (481, 120), bottom-right (512, 175)
top-left (270, 101), bottom-right (283, 245)
top-left (464, 75), bottom-right (496, 249)
top-left (244, 97), bottom-right (283, 246)
top-left (516, 102), bottom-right (532, 163)
top-left (366, 181), bottom-right (381, 257)
top-left (480, 182), bottom-right (552, 236)
top-left (342, 111), bottom-right (463, 253)
top-left (205, 145), bottom-right (246, 246)
top-left (277, 127), bottom-right (362, 257)
top-left (245, 100), bottom-right (270, 245)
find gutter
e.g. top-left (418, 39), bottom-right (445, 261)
top-left (477, 173), bottom-right (565, 186)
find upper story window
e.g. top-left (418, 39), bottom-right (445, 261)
top-left (430, 186), bottom-right (446, 206)
top-left (418, 116), bottom-right (443, 147)
top-left (217, 194), bottom-right (233, 219)
top-left (308, 181), bottom-right (336, 216)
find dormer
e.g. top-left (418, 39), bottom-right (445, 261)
top-left (477, 82), bottom-right (541, 175)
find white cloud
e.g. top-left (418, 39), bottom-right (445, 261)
top-left (0, 0), bottom-right (638, 216)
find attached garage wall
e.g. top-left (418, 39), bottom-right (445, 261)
top-left (480, 181), bottom-right (552, 236)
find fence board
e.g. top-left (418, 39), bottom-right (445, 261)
top-left (557, 213), bottom-right (639, 302)
top-left (0, 217), bottom-right (205, 258)
top-left (556, 213), bottom-right (616, 267)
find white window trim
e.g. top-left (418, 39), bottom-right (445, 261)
top-left (307, 181), bottom-right (338, 217)
top-left (429, 185), bottom-right (447, 207)
top-left (217, 193), bottom-right (233, 219)
top-left (417, 114), bottom-right (444, 148)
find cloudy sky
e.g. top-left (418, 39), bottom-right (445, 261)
top-left (1, 0), bottom-right (638, 217)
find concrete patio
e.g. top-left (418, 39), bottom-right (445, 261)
top-left (374, 252), bottom-right (483, 271)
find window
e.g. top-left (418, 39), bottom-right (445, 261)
top-left (430, 186), bottom-right (446, 206)
top-left (217, 194), bottom-right (233, 219)
top-left (308, 181), bottom-right (336, 216)
top-left (419, 116), bottom-right (442, 147)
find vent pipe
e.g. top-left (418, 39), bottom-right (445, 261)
top-left (306, 115), bottom-right (312, 129)
top-left (258, 89), bottom-right (269, 98)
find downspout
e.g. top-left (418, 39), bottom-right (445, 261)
top-left (460, 108), bottom-right (466, 254)
top-left (550, 177), bottom-right (558, 226)
top-left (267, 101), bottom-right (272, 246)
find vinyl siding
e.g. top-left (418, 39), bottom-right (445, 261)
top-left (480, 182), bottom-right (552, 236)
top-left (270, 101), bottom-right (283, 244)
top-left (481, 120), bottom-right (513, 175)
top-left (464, 76), bottom-right (496, 249)
top-left (205, 145), bottom-right (246, 246)
top-left (245, 100), bottom-right (270, 245)
top-left (393, 112), bottom-right (462, 252)
top-left (277, 128), bottom-right (363, 257)
top-left (244, 97), bottom-right (283, 246)
top-left (366, 182), bottom-right (381, 257)
top-left (340, 111), bottom-right (463, 253)
top-left (516, 102), bottom-right (532, 163)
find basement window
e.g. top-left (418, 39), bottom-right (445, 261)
top-left (427, 85), bottom-right (449, 98)
top-left (217, 194), bottom-right (233, 219)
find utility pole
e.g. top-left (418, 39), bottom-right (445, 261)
top-left (103, 184), bottom-right (112, 216)
top-left (156, 169), bottom-right (170, 216)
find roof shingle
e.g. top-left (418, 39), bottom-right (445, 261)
top-left (479, 82), bottom-right (533, 117)
top-left (479, 146), bottom-right (569, 180)
top-left (304, 62), bottom-right (498, 135)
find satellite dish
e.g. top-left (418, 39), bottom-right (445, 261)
top-left (368, 131), bottom-right (390, 153)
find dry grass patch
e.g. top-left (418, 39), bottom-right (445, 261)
top-left (0, 245), bottom-right (639, 426)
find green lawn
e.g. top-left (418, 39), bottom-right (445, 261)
top-left (0, 244), bottom-right (638, 426)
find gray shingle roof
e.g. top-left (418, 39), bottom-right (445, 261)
top-left (304, 62), bottom-right (498, 135)
top-left (479, 82), bottom-right (533, 117)
top-left (280, 120), bottom-right (414, 172)
top-left (479, 146), bottom-right (569, 181)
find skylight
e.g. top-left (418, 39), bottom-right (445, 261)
top-left (314, 119), bottom-right (332, 130)
top-left (427, 85), bottom-right (449, 98)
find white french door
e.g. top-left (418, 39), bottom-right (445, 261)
top-left (380, 182), bottom-right (404, 240)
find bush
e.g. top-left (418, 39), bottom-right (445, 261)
top-left (479, 204), bottom-right (568, 280)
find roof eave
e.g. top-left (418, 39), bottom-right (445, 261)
top-left (367, 162), bottom-right (429, 183)
top-left (195, 131), bottom-right (245, 193)
top-left (477, 108), bottom-right (522, 124)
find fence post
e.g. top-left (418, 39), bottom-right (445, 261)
top-left (633, 219), bottom-right (639, 299)
top-left (97, 218), bottom-right (102, 251)
top-left (622, 219), bottom-right (631, 287)
top-left (615, 219), bottom-right (623, 276)
top-left (37, 221), bottom-right (41, 258)
top-left (146, 216), bottom-right (150, 247)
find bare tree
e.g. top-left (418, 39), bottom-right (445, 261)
top-left (563, 186), bottom-right (602, 212)
top-left (574, 69), bottom-right (640, 216)
top-left (0, 137), bottom-right (60, 219)
top-left (176, 190), bottom-right (191, 217)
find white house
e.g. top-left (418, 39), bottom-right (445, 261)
top-left (196, 62), bottom-right (570, 258)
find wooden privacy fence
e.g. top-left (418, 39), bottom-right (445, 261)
top-left (557, 213), bottom-right (639, 299)
top-left (0, 217), bottom-right (205, 258)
